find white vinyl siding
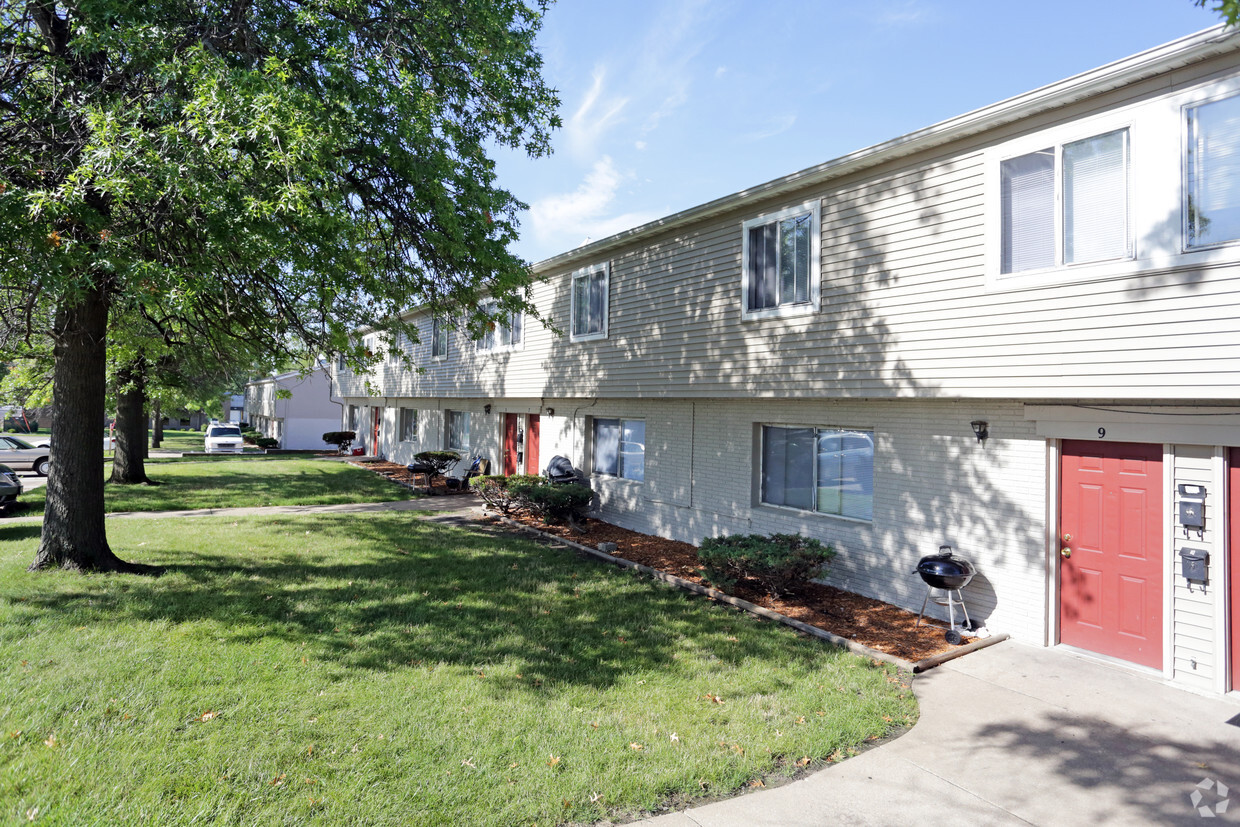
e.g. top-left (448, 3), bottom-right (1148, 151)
top-left (741, 202), bottom-right (821, 320)
top-left (1000, 129), bottom-right (1130, 274)
top-left (399, 408), bottom-right (417, 442)
top-left (1186, 91), bottom-right (1240, 248)
top-left (761, 425), bottom-right (873, 521)
top-left (592, 418), bottom-right (645, 481)
top-left (446, 410), bottom-right (470, 452)
top-left (571, 263), bottom-right (609, 341)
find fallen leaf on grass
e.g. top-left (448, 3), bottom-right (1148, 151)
top-left (670, 733), bottom-right (679, 742)
top-left (198, 711), bottom-right (217, 722)
top-left (43, 734), bottom-right (57, 748)
top-left (750, 779), bottom-right (765, 788)
top-left (796, 756), bottom-right (811, 767)
top-left (546, 755), bottom-right (560, 768)
top-left (704, 694), bottom-right (725, 704)
top-left (270, 774), bottom-right (286, 786)
top-left (629, 743), bottom-right (643, 751)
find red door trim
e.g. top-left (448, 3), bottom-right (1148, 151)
top-left (503, 413), bottom-right (519, 476)
top-left (526, 415), bottom-right (540, 475)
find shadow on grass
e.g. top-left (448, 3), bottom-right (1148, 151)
top-left (12, 514), bottom-right (864, 694)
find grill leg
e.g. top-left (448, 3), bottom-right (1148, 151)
top-left (916, 588), bottom-right (932, 628)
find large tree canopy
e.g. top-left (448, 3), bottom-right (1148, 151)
top-left (0, 0), bottom-right (560, 571)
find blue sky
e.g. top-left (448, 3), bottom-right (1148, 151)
top-left (491, 0), bottom-right (1224, 265)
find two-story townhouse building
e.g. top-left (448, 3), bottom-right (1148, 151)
top-left (337, 25), bottom-right (1240, 697)
top-left (243, 368), bottom-right (341, 450)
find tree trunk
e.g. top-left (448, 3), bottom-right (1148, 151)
top-left (30, 284), bottom-right (155, 574)
top-left (151, 399), bottom-right (163, 449)
top-left (110, 359), bottom-right (150, 484)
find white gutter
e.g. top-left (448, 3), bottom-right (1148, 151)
top-left (531, 24), bottom-right (1240, 274)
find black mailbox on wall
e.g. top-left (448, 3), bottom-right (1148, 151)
top-left (1179, 548), bottom-right (1209, 582)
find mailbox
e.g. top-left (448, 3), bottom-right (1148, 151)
top-left (1179, 548), bottom-right (1209, 582)
top-left (1178, 500), bottom-right (1205, 529)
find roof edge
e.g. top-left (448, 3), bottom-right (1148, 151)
top-left (530, 24), bottom-right (1240, 274)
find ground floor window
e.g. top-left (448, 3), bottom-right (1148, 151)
top-left (399, 408), bottom-right (417, 442)
top-left (347, 405), bottom-right (358, 432)
top-left (592, 418), bottom-right (645, 481)
top-left (760, 425), bottom-right (873, 520)
top-left (446, 410), bottom-right (470, 452)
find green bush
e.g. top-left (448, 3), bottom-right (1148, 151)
top-left (255, 437), bottom-right (279, 450)
top-left (697, 533), bottom-right (836, 598)
top-left (471, 475), bottom-right (518, 514)
top-left (520, 481), bottom-right (592, 526)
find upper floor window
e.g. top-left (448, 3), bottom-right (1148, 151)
top-left (760, 425), bottom-right (873, 521)
top-left (1186, 92), bottom-right (1240, 249)
top-left (399, 408), bottom-right (417, 442)
top-left (1000, 128), bottom-right (1130, 274)
top-left (592, 418), bottom-right (644, 481)
top-left (741, 202), bottom-right (821, 320)
top-left (571, 263), bottom-right (609, 341)
top-left (431, 317), bottom-right (448, 359)
top-left (446, 410), bottom-right (470, 452)
top-left (478, 303), bottom-right (522, 352)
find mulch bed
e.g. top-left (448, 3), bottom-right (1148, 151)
top-left (495, 513), bottom-right (961, 663)
top-left (351, 459), bottom-right (475, 495)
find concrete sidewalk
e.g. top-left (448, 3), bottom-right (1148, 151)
top-left (638, 641), bottom-right (1240, 826)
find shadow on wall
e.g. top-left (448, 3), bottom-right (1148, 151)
top-left (525, 158), bottom-right (1046, 631)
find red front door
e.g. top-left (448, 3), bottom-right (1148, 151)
top-left (503, 414), bottom-right (520, 476)
top-left (1230, 448), bottom-right (1240, 689)
top-left (1059, 440), bottom-right (1163, 668)
top-left (526, 415), bottom-right (540, 475)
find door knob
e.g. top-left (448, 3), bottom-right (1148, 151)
top-left (1060, 547), bottom-right (1072, 559)
top-left (1062, 533), bottom-right (1072, 542)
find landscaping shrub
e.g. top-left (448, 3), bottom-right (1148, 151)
top-left (255, 437), bottom-right (279, 450)
top-left (518, 480), bottom-right (593, 526)
top-left (322, 431), bottom-right (356, 452)
top-left (697, 533), bottom-right (836, 598)
top-left (471, 474), bottom-right (525, 515)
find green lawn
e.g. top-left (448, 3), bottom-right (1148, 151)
top-left (18, 459), bottom-right (412, 516)
top-left (0, 514), bottom-right (916, 826)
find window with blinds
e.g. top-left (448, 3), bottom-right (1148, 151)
top-left (571, 264), bottom-right (609, 341)
top-left (1187, 92), bottom-right (1240, 249)
top-left (760, 426), bottom-right (873, 521)
top-left (1000, 128), bottom-right (1130, 274)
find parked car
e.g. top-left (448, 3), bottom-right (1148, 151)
top-left (0, 435), bottom-right (50, 475)
top-left (204, 423), bottom-right (245, 454)
top-left (0, 463), bottom-right (22, 511)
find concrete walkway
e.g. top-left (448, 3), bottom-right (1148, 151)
top-left (638, 641), bottom-right (1240, 826)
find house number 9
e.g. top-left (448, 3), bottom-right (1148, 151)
top-left (1097, 427), bottom-right (1106, 438)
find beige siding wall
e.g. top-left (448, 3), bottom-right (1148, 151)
top-left (569, 397), bottom-right (1048, 642)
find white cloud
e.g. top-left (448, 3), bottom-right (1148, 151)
top-left (739, 114), bottom-right (797, 143)
top-left (634, 140), bottom-right (647, 150)
top-left (564, 67), bottom-right (629, 160)
top-left (527, 157), bottom-right (664, 254)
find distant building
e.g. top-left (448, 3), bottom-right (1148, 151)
top-left (243, 369), bottom-right (340, 450)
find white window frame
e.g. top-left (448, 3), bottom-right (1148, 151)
top-left (591, 417), bottom-right (645, 482)
top-left (740, 201), bottom-right (822, 321)
top-left (995, 127), bottom-right (1133, 277)
top-left (757, 424), bottom-right (874, 523)
top-left (476, 302), bottom-right (523, 353)
top-left (399, 408), bottom-right (417, 443)
top-left (431, 317), bottom-right (448, 361)
top-left (570, 262), bottom-right (610, 342)
top-left (1183, 86), bottom-right (1240, 252)
top-left (446, 410), bottom-right (470, 452)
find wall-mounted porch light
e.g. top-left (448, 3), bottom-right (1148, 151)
top-left (484, 404), bottom-right (492, 415)
top-left (546, 407), bottom-right (555, 417)
top-left (970, 420), bottom-right (989, 443)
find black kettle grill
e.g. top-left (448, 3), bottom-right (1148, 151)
top-left (915, 546), bottom-right (976, 644)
